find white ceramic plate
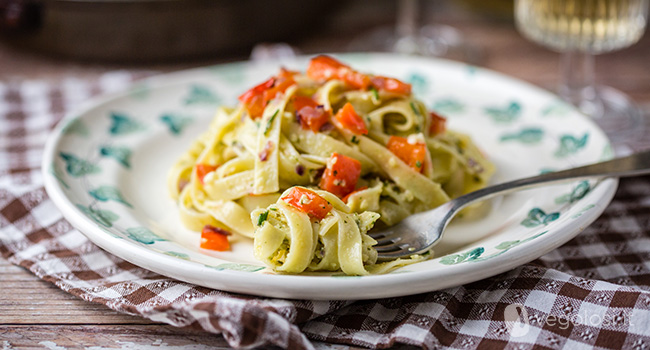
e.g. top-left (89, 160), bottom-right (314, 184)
top-left (43, 54), bottom-right (617, 300)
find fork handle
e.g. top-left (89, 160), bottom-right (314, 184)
top-left (453, 149), bottom-right (650, 209)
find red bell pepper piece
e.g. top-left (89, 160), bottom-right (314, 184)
top-left (307, 55), bottom-right (371, 90)
top-left (238, 77), bottom-right (275, 119)
top-left (334, 102), bottom-right (367, 135)
top-left (319, 153), bottom-right (362, 198)
top-left (195, 164), bottom-right (218, 184)
top-left (429, 111), bottom-right (447, 135)
top-left (293, 96), bottom-right (330, 132)
top-left (238, 70), bottom-right (296, 119)
top-left (263, 76), bottom-right (295, 106)
top-left (281, 187), bottom-right (333, 220)
top-left (200, 225), bottom-right (231, 251)
top-left (387, 136), bottom-right (427, 173)
top-left (370, 76), bottom-right (412, 95)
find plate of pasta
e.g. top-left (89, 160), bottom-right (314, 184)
top-left (43, 54), bottom-right (617, 300)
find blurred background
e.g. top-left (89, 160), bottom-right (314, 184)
top-left (0, 1), bottom-right (515, 76)
top-left (0, 0), bottom-right (647, 109)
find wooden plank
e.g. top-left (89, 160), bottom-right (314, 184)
top-left (0, 325), bottom-right (369, 350)
top-left (0, 325), bottom-right (233, 349)
top-left (0, 261), bottom-right (155, 325)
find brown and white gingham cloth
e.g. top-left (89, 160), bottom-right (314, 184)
top-left (2, 74), bottom-right (650, 350)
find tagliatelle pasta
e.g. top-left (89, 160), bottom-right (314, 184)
top-left (168, 56), bottom-right (495, 275)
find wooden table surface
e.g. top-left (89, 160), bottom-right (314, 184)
top-left (1, 2), bottom-right (649, 349)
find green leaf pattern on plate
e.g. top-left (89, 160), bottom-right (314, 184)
top-left (100, 145), bottom-right (132, 168)
top-left (209, 66), bottom-right (246, 85)
top-left (160, 113), bottom-right (193, 135)
top-left (466, 65), bottom-right (478, 76)
top-left (49, 162), bottom-right (69, 189)
top-left (500, 127), bottom-right (544, 144)
top-left (129, 83), bottom-right (150, 100)
top-left (62, 119), bottom-right (90, 137)
top-left (76, 204), bottom-right (119, 228)
top-left (164, 251), bottom-right (190, 260)
top-left (126, 227), bottom-right (166, 244)
top-left (541, 100), bottom-right (572, 117)
top-left (432, 98), bottom-right (465, 114)
top-left (495, 231), bottom-right (548, 250)
top-left (408, 73), bottom-right (428, 96)
top-left (207, 263), bottom-right (265, 272)
top-left (89, 185), bottom-right (133, 208)
top-left (521, 208), bottom-right (560, 228)
top-left (601, 144), bottom-right (614, 161)
top-left (555, 181), bottom-right (590, 204)
top-left (442, 231), bottom-right (551, 264)
top-left (439, 247), bottom-right (484, 265)
top-left (571, 204), bottom-right (596, 219)
top-left (59, 152), bottom-right (101, 177)
top-left (555, 133), bottom-right (589, 158)
top-left (109, 112), bottom-right (146, 135)
top-left (184, 85), bottom-right (220, 105)
top-left (484, 101), bottom-right (522, 123)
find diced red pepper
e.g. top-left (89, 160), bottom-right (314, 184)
top-left (238, 72), bottom-right (295, 119)
top-left (281, 187), bottom-right (333, 220)
top-left (293, 96), bottom-right (319, 111)
top-left (263, 76), bottom-right (295, 106)
top-left (244, 95), bottom-right (266, 119)
top-left (278, 67), bottom-right (299, 80)
top-left (387, 136), bottom-right (427, 173)
top-left (429, 111), bottom-right (447, 135)
top-left (334, 102), bottom-right (367, 135)
top-left (238, 77), bottom-right (275, 105)
top-left (342, 186), bottom-right (368, 203)
top-left (238, 77), bottom-right (275, 119)
top-left (319, 153), bottom-right (362, 198)
top-left (293, 96), bottom-right (330, 132)
top-left (307, 55), bottom-right (371, 90)
top-left (371, 76), bottom-right (412, 95)
top-left (339, 70), bottom-right (372, 90)
top-left (200, 225), bottom-right (231, 251)
top-left (307, 55), bottom-right (346, 81)
top-left (196, 164), bottom-right (218, 184)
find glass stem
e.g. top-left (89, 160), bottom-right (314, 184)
top-left (396, 0), bottom-right (418, 39)
top-left (394, 0), bottom-right (420, 54)
top-left (558, 50), bottom-right (603, 118)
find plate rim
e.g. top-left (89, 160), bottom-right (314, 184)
top-left (41, 53), bottom-right (620, 300)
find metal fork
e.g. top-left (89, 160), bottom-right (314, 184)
top-left (372, 150), bottom-right (650, 262)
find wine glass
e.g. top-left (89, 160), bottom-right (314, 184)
top-left (349, 0), bottom-right (481, 63)
top-left (515, 0), bottom-right (649, 153)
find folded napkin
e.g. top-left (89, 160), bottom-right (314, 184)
top-left (2, 74), bottom-right (650, 350)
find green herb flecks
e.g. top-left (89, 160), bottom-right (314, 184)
top-left (410, 102), bottom-right (420, 116)
top-left (351, 135), bottom-right (359, 144)
top-left (257, 210), bottom-right (269, 226)
top-left (370, 87), bottom-right (379, 100)
top-left (264, 110), bottom-right (279, 136)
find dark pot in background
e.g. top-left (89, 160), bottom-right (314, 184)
top-left (0, 0), bottom-right (341, 63)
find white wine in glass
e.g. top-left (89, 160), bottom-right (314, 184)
top-left (515, 0), bottom-right (649, 152)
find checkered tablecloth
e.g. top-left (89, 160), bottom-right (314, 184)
top-left (2, 73), bottom-right (650, 350)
